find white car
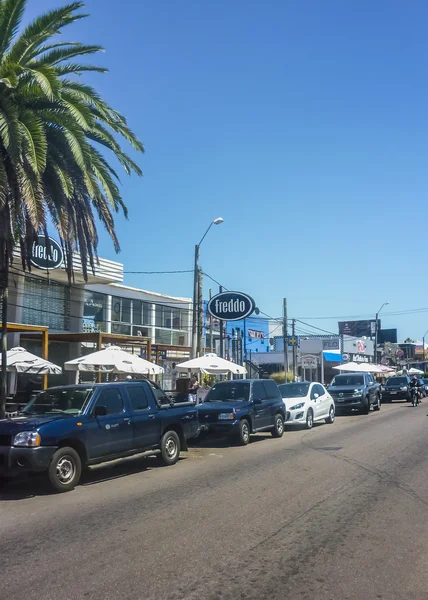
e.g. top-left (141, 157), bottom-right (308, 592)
top-left (278, 382), bottom-right (335, 429)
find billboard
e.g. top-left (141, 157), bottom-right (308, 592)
top-left (377, 329), bottom-right (397, 344)
top-left (338, 320), bottom-right (378, 338)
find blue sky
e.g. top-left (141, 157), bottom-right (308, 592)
top-left (27, 1), bottom-right (428, 340)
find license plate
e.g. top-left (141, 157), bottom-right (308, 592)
top-left (336, 398), bottom-right (344, 402)
top-left (200, 424), bottom-right (209, 431)
top-left (390, 391), bottom-right (397, 395)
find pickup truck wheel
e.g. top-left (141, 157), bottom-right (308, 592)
top-left (160, 430), bottom-right (181, 465)
top-left (373, 395), bottom-right (381, 411)
top-left (271, 413), bottom-right (284, 438)
top-left (47, 447), bottom-right (82, 493)
top-left (238, 419), bottom-right (251, 445)
top-left (325, 405), bottom-right (335, 424)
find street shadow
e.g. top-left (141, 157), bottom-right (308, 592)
top-left (188, 432), bottom-right (271, 450)
top-left (0, 453), bottom-right (184, 501)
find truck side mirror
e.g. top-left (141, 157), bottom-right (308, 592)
top-left (253, 398), bottom-right (263, 405)
top-left (94, 405), bottom-right (108, 417)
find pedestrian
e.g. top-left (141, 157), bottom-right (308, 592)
top-left (188, 374), bottom-right (199, 403)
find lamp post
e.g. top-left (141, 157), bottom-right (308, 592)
top-left (192, 217), bottom-right (224, 358)
top-left (374, 301), bottom-right (389, 364)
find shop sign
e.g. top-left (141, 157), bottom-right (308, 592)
top-left (322, 338), bottom-right (340, 351)
top-left (31, 235), bottom-right (63, 270)
top-left (351, 353), bottom-right (370, 363)
top-left (301, 354), bottom-right (318, 369)
top-left (248, 329), bottom-right (265, 339)
top-left (208, 291), bottom-right (255, 322)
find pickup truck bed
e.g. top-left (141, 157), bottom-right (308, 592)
top-left (0, 381), bottom-right (199, 492)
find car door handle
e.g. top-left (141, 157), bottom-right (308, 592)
top-left (124, 418), bottom-right (131, 425)
top-left (148, 414), bottom-right (156, 419)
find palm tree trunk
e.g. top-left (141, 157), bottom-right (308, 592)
top-left (0, 264), bottom-right (8, 420)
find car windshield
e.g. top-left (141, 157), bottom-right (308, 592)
top-left (22, 387), bottom-right (94, 415)
top-left (423, 379), bottom-right (428, 384)
top-left (331, 375), bottom-right (364, 386)
top-left (204, 382), bottom-right (250, 402)
top-left (386, 377), bottom-right (408, 386)
top-left (278, 383), bottom-right (310, 398)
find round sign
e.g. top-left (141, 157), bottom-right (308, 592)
top-left (342, 353), bottom-right (349, 362)
top-left (30, 235), bottom-right (64, 270)
top-left (208, 291), bottom-right (256, 321)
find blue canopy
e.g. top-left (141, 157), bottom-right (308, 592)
top-left (323, 352), bottom-right (343, 363)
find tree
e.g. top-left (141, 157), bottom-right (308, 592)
top-left (0, 0), bottom-right (143, 418)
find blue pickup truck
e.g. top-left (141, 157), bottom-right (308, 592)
top-left (197, 379), bottom-right (286, 445)
top-left (0, 381), bottom-right (199, 492)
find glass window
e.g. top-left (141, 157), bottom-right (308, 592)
top-left (206, 382), bottom-right (250, 402)
top-left (252, 381), bottom-right (267, 401)
top-left (155, 328), bottom-right (172, 344)
top-left (147, 381), bottom-right (170, 405)
top-left (132, 326), bottom-right (150, 338)
top-left (122, 298), bottom-right (131, 323)
top-left (83, 291), bottom-right (106, 332)
top-left (331, 375), bottom-right (365, 386)
top-left (278, 383), bottom-right (309, 398)
top-left (111, 323), bottom-right (131, 335)
top-left (112, 296), bottom-right (122, 322)
top-left (172, 331), bottom-right (187, 346)
top-left (172, 308), bottom-right (182, 329)
top-left (95, 388), bottom-right (124, 415)
top-left (23, 387), bottom-right (93, 415)
top-left (127, 385), bottom-right (150, 411)
top-left (263, 380), bottom-right (280, 399)
top-left (22, 276), bottom-right (70, 330)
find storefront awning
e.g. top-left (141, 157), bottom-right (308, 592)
top-left (323, 351), bottom-right (343, 363)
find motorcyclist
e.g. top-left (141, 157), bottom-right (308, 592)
top-left (409, 375), bottom-right (421, 401)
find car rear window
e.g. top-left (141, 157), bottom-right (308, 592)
top-left (386, 377), bottom-right (408, 386)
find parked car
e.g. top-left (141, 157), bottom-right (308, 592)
top-left (382, 376), bottom-right (411, 402)
top-left (328, 372), bottom-right (381, 414)
top-left (0, 381), bottom-right (199, 492)
top-left (197, 379), bottom-right (286, 445)
top-left (278, 382), bottom-right (335, 429)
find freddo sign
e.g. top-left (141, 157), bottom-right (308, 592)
top-left (31, 235), bottom-right (64, 270)
top-left (208, 291), bottom-right (256, 322)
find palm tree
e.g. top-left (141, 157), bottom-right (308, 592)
top-left (0, 0), bottom-right (144, 417)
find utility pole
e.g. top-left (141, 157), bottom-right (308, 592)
top-left (209, 289), bottom-right (214, 352)
top-left (283, 298), bottom-right (289, 378)
top-left (196, 268), bottom-right (203, 356)
top-left (191, 243), bottom-right (199, 358)
top-left (292, 318), bottom-right (297, 380)
top-left (219, 285), bottom-right (224, 358)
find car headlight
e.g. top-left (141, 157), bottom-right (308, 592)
top-left (13, 431), bottom-right (41, 447)
top-left (218, 413), bottom-right (235, 420)
top-left (400, 386), bottom-right (408, 391)
top-left (290, 402), bottom-right (305, 411)
top-left (352, 389), bottom-right (363, 397)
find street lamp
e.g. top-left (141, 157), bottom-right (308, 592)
top-left (374, 301), bottom-right (389, 364)
top-left (192, 217), bottom-right (224, 357)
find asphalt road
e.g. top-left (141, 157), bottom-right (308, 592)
top-left (2, 401), bottom-right (428, 600)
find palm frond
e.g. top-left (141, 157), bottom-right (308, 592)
top-left (0, 0), bottom-right (26, 57)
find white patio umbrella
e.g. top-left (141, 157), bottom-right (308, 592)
top-left (332, 362), bottom-right (364, 372)
top-left (0, 347), bottom-right (62, 374)
top-left (65, 345), bottom-right (164, 375)
top-left (408, 367), bottom-right (424, 375)
top-left (175, 353), bottom-right (247, 375)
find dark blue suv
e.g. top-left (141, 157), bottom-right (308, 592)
top-left (197, 379), bottom-right (286, 445)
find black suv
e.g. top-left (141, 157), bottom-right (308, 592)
top-left (382, 376), bottom-right (411, 402)
top-left (328, 372), bottom-right (381, 414)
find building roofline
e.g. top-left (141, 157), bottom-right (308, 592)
top-left (107, 282), bottom-right (192, 303)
